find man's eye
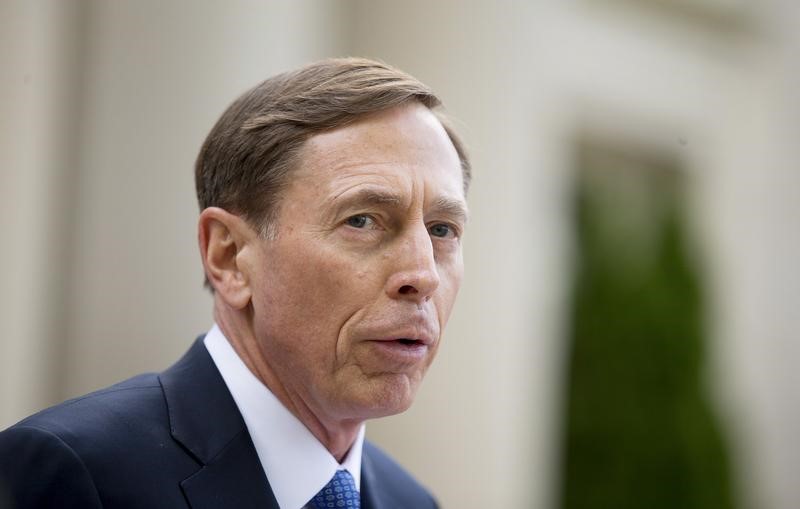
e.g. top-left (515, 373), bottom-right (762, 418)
top-left (429, 223), bottom-right (455, 238)
top-left (346, 215), bottom-right (372, 228)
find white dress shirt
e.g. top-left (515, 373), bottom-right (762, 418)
top-left (204, 324), bottom-right (365, 509)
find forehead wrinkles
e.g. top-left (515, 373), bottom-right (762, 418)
top-left (300, 112), bottom-right (443, 169)
top-left (330, 162), bottom-right (408, 186)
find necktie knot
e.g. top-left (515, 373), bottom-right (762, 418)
top-left (310, 469), bottom-right (360, 508)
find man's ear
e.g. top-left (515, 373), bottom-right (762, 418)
top-left (198, 207), bottom-right (256, 309)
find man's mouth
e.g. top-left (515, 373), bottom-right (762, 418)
top-left (365, 336), bottom-right (431, 365)
top-left (396, 338), bottom-right (420, 346)
top-left (357, 322), bottom-right (437, 359)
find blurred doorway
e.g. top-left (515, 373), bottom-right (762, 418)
top-left (560, 139), bottom-right (736, 509)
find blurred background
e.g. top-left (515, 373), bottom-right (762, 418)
top-left (2, 1), bottom-right (799, 507)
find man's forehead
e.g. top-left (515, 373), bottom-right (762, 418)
top-left (301, 104), bottom-right (458, 162)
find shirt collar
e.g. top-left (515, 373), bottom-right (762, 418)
top-left (204, 324), bottom-right (365, 509)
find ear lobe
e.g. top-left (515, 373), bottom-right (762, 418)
top-left (198, 207), bottom-right (254, 309)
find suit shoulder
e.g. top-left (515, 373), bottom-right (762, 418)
top-left (0, 373), bottom-right (192, 508)
top-left (363, 440), bottom-right (438, 508)
top-left (5, 373), bottom-right (166, 454)
top-left (0, 423), bottom-right (104, 508)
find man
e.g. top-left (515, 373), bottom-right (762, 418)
top-left (0, 57), bottom-right (470, 508)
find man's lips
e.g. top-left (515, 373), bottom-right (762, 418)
top-left (366, 329), bottom-right (435, 346)
top-left (353, 321), bottom-right (439, 366)
top-left (365, 337), bottom-right (430, 365)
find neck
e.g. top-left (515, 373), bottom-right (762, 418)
top-left (213, 299), bottom-right (361, 461)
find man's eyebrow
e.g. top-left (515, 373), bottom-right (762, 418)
top-left (354, 189), bottom-right (403, 206)
top-left (330, 188), bottom-right (468, 223)
top-left (330, 188), bottom-right (403, 215)
top-left (430, 196), bottom-right (469, 224)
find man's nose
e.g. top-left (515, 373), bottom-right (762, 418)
top-left (385, 225), bottom-right (440, 302)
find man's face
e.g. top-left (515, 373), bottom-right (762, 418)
top-left (243, 103), bottom-right (467, 424)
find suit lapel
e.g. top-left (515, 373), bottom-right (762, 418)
top-left (180, 429), bottom-right (278, 509)
top-left (159, 338), bottom-right (279, 509)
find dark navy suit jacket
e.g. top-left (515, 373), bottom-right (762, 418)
top-left (0, 338), bottom-right (437, 508)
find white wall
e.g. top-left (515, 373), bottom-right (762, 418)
top-left (0, 0), bottom-right (84, 429)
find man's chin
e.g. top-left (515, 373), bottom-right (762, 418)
top-left (346, 372), bottom-right (422, 419)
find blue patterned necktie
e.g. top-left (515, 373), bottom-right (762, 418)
top-left (309, 469), bottom-right (360, 508)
